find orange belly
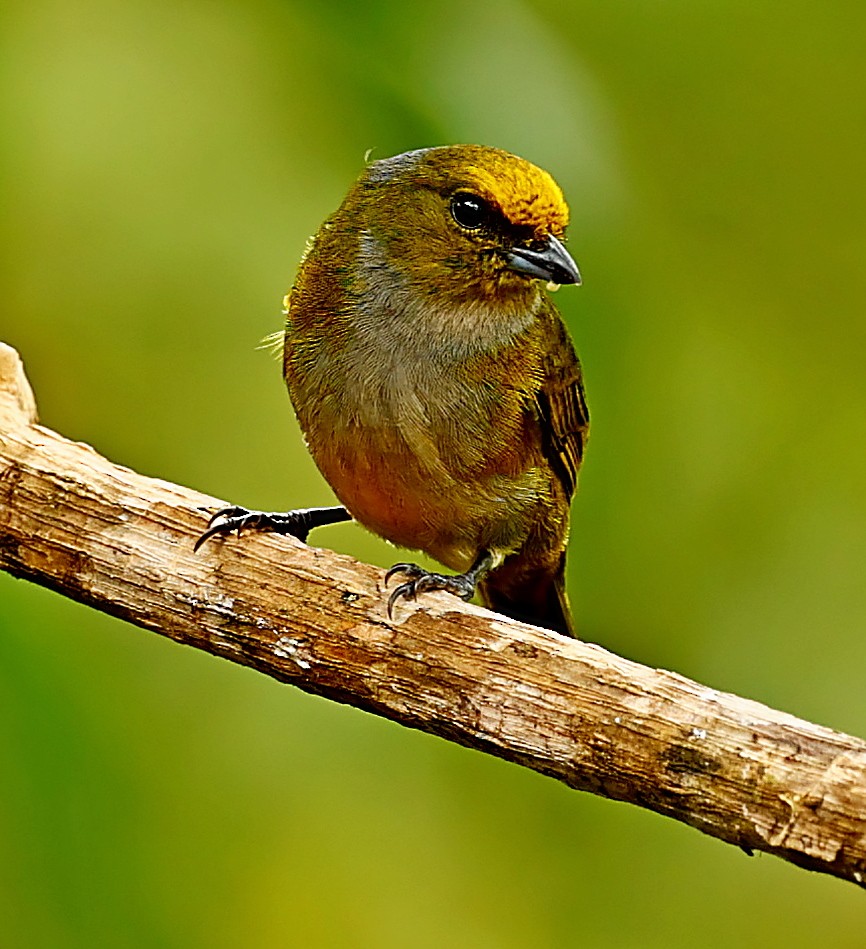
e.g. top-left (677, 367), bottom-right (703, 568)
top-left (309, 426), bottom-right (548, 574)
top-left (320, 444), bottom-right (452, 551)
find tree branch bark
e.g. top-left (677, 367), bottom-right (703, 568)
top-left (1, 341), bottom-right (865, 889)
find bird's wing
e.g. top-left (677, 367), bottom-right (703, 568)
top-left (533, 313), bottom-right (589, 500)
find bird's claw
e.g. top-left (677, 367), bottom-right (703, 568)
top-left (384, 562), bottom-right (476, 618)
top-left (194, 506), bottom-right (309, 552)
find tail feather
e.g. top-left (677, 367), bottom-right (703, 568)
top-left (479, 560), bottom-right (575, 638)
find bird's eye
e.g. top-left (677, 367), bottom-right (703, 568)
top-left (450, 192), bottom-right (488, 230)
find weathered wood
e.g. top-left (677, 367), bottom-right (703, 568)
top-left (1, 341), bottom-right (865, 888)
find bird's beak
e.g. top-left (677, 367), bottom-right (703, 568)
top-left (505, 233), bottom-right (581, 286)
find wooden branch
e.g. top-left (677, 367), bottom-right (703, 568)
top-left (2, 341), bottom-right (865, 889)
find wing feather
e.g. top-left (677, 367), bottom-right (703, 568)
top-left (533, 315), bottom-right (589, 499)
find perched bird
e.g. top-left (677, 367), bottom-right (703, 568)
top-left (197, 145), bottom-right (589, 636)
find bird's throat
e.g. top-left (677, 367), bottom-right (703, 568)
top-left (355, 230), bottom-right (540, 362)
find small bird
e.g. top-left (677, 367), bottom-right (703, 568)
top-left (197, 145), bottom-right (588, 636)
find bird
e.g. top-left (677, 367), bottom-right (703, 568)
top-left (196, 144), bottom-right (589, 637)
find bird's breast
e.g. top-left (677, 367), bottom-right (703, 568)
top-left (286, 239), bottom-right (552, 564)
top-left (300, 356), bottom-right (546, 569)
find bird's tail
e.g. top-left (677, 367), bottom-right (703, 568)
top-left (479, 557), bottom-right (575, 638)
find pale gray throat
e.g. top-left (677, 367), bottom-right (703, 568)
top-left (354, 230), bottom-right (540, 365)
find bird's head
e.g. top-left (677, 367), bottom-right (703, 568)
top-left (348, 145), bottom-right (580, 310)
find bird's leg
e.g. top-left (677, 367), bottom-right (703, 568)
top-left (194, 505), bottom-right (351, 552)
top-left (385, 549), bottom-right (495, 618)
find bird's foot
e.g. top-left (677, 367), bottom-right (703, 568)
top-left (385, 563), bottom-right (477, 617)
top-left (194, 505), bottom-right (350, 552)
top-left (384, 550), bottom-right (495, 618)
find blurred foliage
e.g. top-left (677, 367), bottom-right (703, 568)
top-left (2, 0), bottom-right (866, 945)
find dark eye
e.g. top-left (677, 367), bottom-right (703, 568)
top-left (450, 192), bottom-right (488, 230)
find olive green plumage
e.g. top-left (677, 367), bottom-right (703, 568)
top-left (283, 145), bottom-right (588, 636)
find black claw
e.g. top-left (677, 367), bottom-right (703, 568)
top-left (194, 506), bottom-right (289, 552)
top-left (384, 560), bottom-right (484, 618)
top-left (387, 581), bottom-right (418, 618)
top-left (384, 562), bottom-right (422, 586)
top-left (384, 563), bottom-right (427, 618)
top-left (195, 504), bottom-right (351, 552)
top-left (207, 505), bottom-right (247, 528)
top-left (193, 506), bottom-right (254, 551)
top-left (193, 523), bottom-right (222, 553)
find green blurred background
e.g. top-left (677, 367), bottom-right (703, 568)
top-left (2, 0), bottom-right (865, 945)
